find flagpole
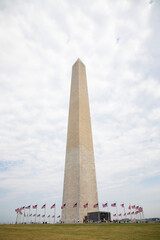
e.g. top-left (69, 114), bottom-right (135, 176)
top-left (19, 212), bottom-right (21, 224)
top-left (142, 208), bottom-right (145, 220)
top-left (107, 202), bottom-right (110, 222)
top-left (123, 205), bottom-right (126, 222)
top-left (116, 203), bottom-right (118, 222)
top-left (44, 204), bottom-right (46, 223)
top-left (15, 212), bottom-right (18, 224)
top-left (130, 203), bottom-right (132, 222)
top-left (29, 208), bottom-right (31, 223)
top-left (23, 208), bottom-right (25, 224)
top-left (26, 210), bottom-right (28, 223)
top-left (35, 207), bottom-right (37, 223)
top-left (54, 204), bottom-right (56, 224)
top-left (133, 209), bottom-right (136, 222)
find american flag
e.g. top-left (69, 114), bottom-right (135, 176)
top-left (42, 215), bottom-right (45, 217)
top-left (20, 206), bottom-right (25, 211)
top-left (113, 214), bottom-right (116, 216)
top-left (124, 213), bottom-right (126, 216)
top-left (33, 214), bottom-right (36, 217)
top-left (135, 206), bottom-right (139, 209)
top-left (138, 207), bottom-right (143, 212)
top-left (37, 214), bottom-right (40, 217)
top-left (132, 205), bottom-right (135, 209)
top-left (93, 203), bottom-right (98, 208)
top-left (32, 205), bottom-right (37, 209)
top-left (131, 211), bottom-right (134, 215)
top-left (73, 203), bottom-right (77, 208)
top-left (61, 203), bottom-right (66, 209)
top-left (52, 215), bottom-right (55, 218)
top-left (15, 208), bottom-right (19, 213)
top-left (120, 204), bottom-right (124, 208)
top-left (127, 212), bottom-right (130, 215)
top-left (119, 213), bottom-right (122, 216)
top-left (57, 215), bottom-right (60, 218)
top-left (51, 204), bottom-right (55, 209)
top-left (47, 215), bottom-right (50, 218)
top-left (19, 212), bottom-right (23, 215)
top-left (102, 203), bottom-right (108, 208)
top-left (128, 205), bottom-right (131, 209)
top-left (29, 214), bottom-right (32, 217)
top-left (83, 203), bottom-right (88, 208)
top-left (111, 203), bottom-right (116, 207)
top-left (135, 211), bottom-right (139, 215)
top-left (25, 205), bottom-right (31, 209)
top-left (41, 204), bottom-right (46, 209)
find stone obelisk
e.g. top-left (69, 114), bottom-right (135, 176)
top-left (62, 59), bottom-right (99, 223)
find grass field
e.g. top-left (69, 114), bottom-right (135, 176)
top-left (0, 223), bottom-right (160, 240)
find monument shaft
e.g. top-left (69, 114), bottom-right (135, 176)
top-left (62, 59), bottom-right (98, 223)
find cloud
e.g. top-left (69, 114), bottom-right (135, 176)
top-left (0, 0), bottom-right (160, 222)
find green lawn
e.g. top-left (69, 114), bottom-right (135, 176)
top-left (0, 223), bottom-right (159, 240)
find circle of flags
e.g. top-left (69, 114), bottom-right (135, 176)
top-left (15, 202), bottom-right (144, 224)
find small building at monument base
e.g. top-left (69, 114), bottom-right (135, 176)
top-left (84, 211), bottom-right (111, 223)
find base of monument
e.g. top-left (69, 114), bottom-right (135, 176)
top-left (84, 211), bottom-right (111, 223)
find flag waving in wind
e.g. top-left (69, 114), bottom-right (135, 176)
top-left (111, 203), bottom-right (116, 207)
top-left (93, 203), bottom-right (98, 208)
top-left (41, 204), bottom-right (46, 209)
top-left (51, 204), bottom-right (55, 209)
top-left (102, 203), bottom-right (108, 208)
top-left (25, 205), bottom-right (31, 209)
top-left (33, 205), bottom-right (37, 209)
top-left (73, 203), bottom-right (77, 208)
top-left (83, 203), bottom-right (88, 208)
top-left (61, 203), bottom-right (66, 209)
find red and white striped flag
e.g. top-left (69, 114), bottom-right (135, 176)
top-left (83, 203), bottom-right (88, 208)
top-left (25, 205), bottom-right (31, 209)
top-left (33, 205), bottom-right (37, 209)
top-left (20, 206), bottom-right (25, 211)
top-left (102, 203), bottom-right (108, 208)
top-left (15, 208), bottom-right (19, 213)
top-left (93, 203), bottom-right (98, 208)
top-left (61, 204), bottom-right (66, 209)
top-left (111, 203), bottom-right (116, 207)
top-left (51, 204), bottom-right (55, 209)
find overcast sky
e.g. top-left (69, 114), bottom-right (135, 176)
top-left (0, 0), bottom-right (160, 223)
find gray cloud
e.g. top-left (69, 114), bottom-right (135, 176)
top-left (0, 0), bottom-right (160, 222)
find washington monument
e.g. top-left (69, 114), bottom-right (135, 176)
top-left (62, 59), bottom-right (99, 223)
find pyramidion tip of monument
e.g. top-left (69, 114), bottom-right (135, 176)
top-left (73, 58), bottom-right (85, 66)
